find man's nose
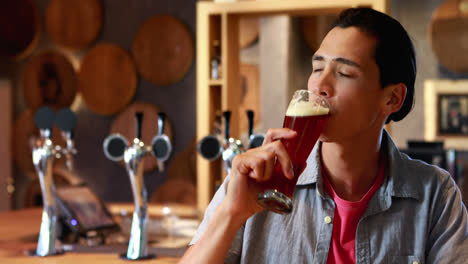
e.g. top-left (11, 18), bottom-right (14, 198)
top-left (309, 71), bottom-right (333, 97)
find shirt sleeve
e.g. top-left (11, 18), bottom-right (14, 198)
top-left (189, 175), bottom-right (244, 263)
top-left (426, 173), bottom-right (468, 263)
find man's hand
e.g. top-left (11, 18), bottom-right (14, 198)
top-left (179, 128), bottom-right (297, 264)
top-left (221, 128), bottom-right (297, 222)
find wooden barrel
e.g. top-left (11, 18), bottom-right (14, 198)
top-left (110, 102), bottom-right (174, 173)
top-left (0, 0), bottom-right (41, 60)
top-left (429, 0), bottom-right (468, 73)
top-left (78, 43), bottom-right (137, 115)
top-left (21, 51), bottom-right (77, 112)
top-left (132, 15), bottom-right (194, 86)
top-left (45, 0), bottom-right (103, 50)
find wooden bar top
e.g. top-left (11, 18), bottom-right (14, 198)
top-left (0, 205), bottom-right (195, 263)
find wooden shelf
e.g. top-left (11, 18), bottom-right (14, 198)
top-left (196, 0), bottom-right (389, 212)
top-left (209, 79), bottom-right (224, 86)
top-left (199, 0), bottom-right (388, 16)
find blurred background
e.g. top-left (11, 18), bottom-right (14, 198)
top-left (1, 0), bottom-right (468, 212)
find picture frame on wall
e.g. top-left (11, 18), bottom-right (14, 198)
top-left (425, 79), bottom-right (468, 149)
top-left (438, 94), bottom-right (468, 135)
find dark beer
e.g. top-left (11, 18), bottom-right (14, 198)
top-left (257, 90), bottom-right (329, 214)
top-left (261, 113), bottom-right (328, 197)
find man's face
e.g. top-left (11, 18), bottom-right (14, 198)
top-left (308, 26), bottom-right (387, 143)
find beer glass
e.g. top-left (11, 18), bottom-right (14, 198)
top-left (257, 90), bottom-right (329, 214)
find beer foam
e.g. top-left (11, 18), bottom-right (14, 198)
top-left (286, 101), bottom-right (329, 116)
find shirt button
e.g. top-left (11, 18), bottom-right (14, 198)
top-left (324, 216), bottom-right (332, 224)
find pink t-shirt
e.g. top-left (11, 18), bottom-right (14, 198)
top-left (322, 157), bottom-right (385, 264)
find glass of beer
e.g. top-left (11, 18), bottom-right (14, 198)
top-left (257, 90), bottom-right (329, 214)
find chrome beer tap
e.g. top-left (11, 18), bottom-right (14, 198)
top-left (123, 112), bottom-right (153, 260)
top-left (197, 111), bottom-right (244, 174)
top-left (246, 110), bottom-right (264, 149)
top-left (103, 111), bottom-right (172, 260)
top-left (55, 108), bottom-right (78, 171)
top-left (221, 111), bottom-right (245, 174)
top-left (197, 113), bottom-right (223, 161)
top-left (151, 112), bottom-right (173, 173)
top-left (30, 106), bottom-right (77, 257)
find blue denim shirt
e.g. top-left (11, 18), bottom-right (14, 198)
top-left (191, 131), bottom-right (468, 263)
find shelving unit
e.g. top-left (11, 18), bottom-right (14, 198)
top-left (196, 0), bottom-right (389, 212)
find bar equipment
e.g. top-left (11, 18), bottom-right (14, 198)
top-left (197, 112), bottom-right (222, 161)
top-left (103, 133), bottom-right (128, 162)
top-left (151, 112), bottom-right (172, 172)
top-left (30, 106), bottom-right (77, 257)
top-left (102, 111), bottom-right (172, 260)
top-left (246, 110), bottom-right (264, 149)
top-left (55, 108), bottom-right (78, 170)
top-left (220, 111), bottom-right (245, 173)
top-left (197, 111), bottom-right (245, 174)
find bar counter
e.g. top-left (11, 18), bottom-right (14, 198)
top-left (0, 204), bottom-right (198, 263)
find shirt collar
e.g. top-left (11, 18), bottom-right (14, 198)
top-left (295, 130), bottom-right (421, 201)
top-left (296, 142), bottom-right (321, 185)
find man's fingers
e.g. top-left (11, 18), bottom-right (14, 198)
top-left (233, 138), bottom-right (294, 183)
top-left (248, 141), bottom-right (294, 180)
top-left (263, 128), bottom-right (297, 145)
top-left (234, 155), bottom-right (265, 182)
top-left (262, 141), bottom-right (294, 180)
top-left (249, 151), bottom-right (275, 182)
top-left (234, 152), bottom-right (275, 182)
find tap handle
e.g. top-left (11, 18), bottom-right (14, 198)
top-left (214, 112), bottom-right (222, 135)
top-left (103, 134), bottom-right (128, 162)
top-left (55, 108), bottom-right (77, 140)
top-left (248, 134), bottom-right (265, 149)
top-left (197, 135), bottom-right (222, 161)
top-left (34, 106), bottom-right (55, 137)
top-left (135, 112), bottom-right (143, 140)
top-left (152, 112), bottom-right (172, 164)
top-left (151, 135), bottom-right (172, 163)
top-left (158, 112), bottom-right (166, 136)
top-left (222, 111), bottom-right (231, 142)
top-left (246, 110), bottom-right (254, 138)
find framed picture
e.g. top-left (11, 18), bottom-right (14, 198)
top-left (425, 79), bottom-right (468, 149)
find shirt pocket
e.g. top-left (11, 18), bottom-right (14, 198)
top-left (388, 255), bottom-right (422, 264)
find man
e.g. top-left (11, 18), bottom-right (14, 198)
top-left (180, 7), bottom-right (468, 263)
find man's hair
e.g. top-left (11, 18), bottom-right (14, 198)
top-left (331, 7), bottom-right (416, 123)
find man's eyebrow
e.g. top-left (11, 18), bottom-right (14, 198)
top-left (312, 55), bottom-right (324, 62)
top-left (334, 57), bottom-right (361, 68)
top-left (312, 55), bottom-right (361, 68)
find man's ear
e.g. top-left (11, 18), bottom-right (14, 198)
top-left (383, 83), bottom-right (407, 115)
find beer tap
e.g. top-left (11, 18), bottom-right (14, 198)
top-left (120, 112), bottom-right (155, 260)
top-left (103, 111), bottom-right (172, 260)
top-left (151, 112), bottom-right (172, 173)
top-left (197, 113), bottom-right (223, 161)
top-left (55, 108), bottom-right (78, 171)
top-left (246, 110), bottom-right (264, 149)
top-left (197, 111), bottom-right (245, 174)
top-left (221, 111), bottom-right (245, 174)
top-left (30, 106), bottom-right (77, 257)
